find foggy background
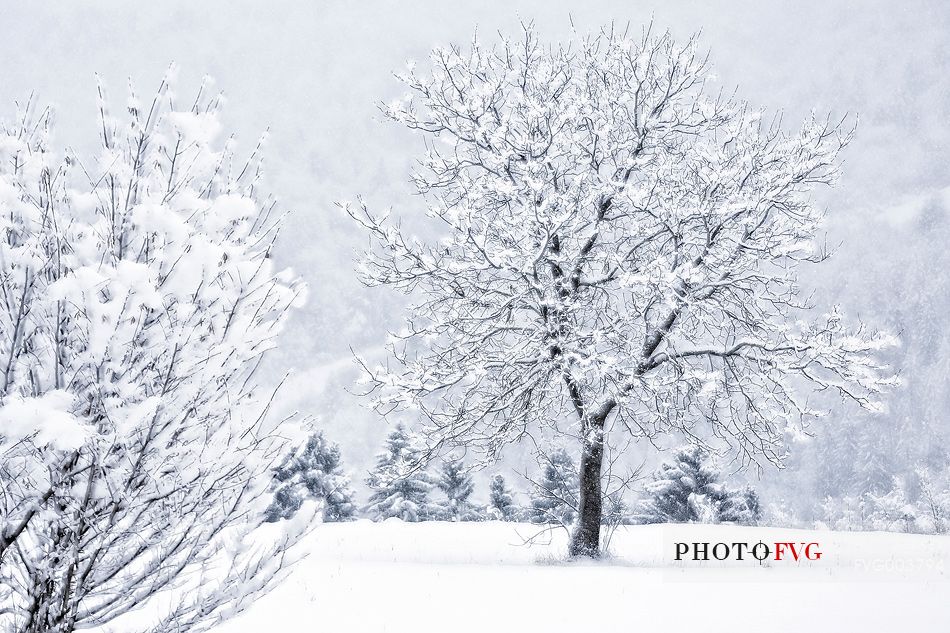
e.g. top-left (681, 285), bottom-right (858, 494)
top-left (2, 0), bottom-right (948, 514)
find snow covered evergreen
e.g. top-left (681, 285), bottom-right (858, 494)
top-left (529, 448), bottom-right (579, 526)
top-left (488, 474), bottom-right (520, 521)
top-left (265, 431), bottom-right (356, 523)
top-left (434, 456), bottom-right (482, 521)
top-left (634, 446), bottom-right (761, 526)
top-left (365, 424), bottom-right (437, 522)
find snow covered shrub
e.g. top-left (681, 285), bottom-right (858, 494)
top-left (0, 71), bottom-right (305, 633)
top-left (816, 494), bottom-right (872, 531)
top-left (865, 480), bottom-right (919, 533)
top-left (633, 446), bottom-right (761, 526)
top-left (264, 430), bottom-right (357, 523)
top-left (365, 423), bottom-right (437, 522)
top-left (434, 455), bottom-right (483, 521)
top-left (761, 499), bottom-right (805, 529)
top-left (488, 474), bottom-right (520, 521)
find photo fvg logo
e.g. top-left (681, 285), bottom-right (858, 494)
top-left (674, 541), bottom-right (823, 563)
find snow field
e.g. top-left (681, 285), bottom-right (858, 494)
top-left (213, 520), bottom-right (950, 632)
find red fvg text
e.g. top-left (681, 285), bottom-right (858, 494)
top-left (674, 541), bottom-right (823, 562)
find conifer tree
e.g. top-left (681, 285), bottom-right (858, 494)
top-left (603, 489), bottom-right (630, 526)
top-left (634, 446), bottom-right (761, 525)
top-left (435, 456), bottom-right (481, 521)
top-left (488, 474), bottom-right (519, 521)
top-left (718, 486), bottom-right (761, 526)
top-left (264, 431), bottom-right (356, 523)
top-left (365, 424), bottom-right (436, 522)
top-left (529, 448), bottom-right (578, 526)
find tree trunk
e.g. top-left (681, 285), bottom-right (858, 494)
top-left (569, 415), bottom-right (605, 557)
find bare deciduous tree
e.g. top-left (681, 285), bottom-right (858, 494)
top-left (348, 24), bottom-right (898, 557)
top-left (0, 70), bottom-right (306, 632)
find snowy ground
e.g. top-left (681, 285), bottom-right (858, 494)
top-left (211, 520), bottom-right (950, 632)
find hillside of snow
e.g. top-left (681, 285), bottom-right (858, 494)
top-left (209, 521), bottom-right (950, 632)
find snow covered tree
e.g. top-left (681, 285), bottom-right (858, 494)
top-left (865, 477), bottom-right (919, 533)
top-left (718, 486), bottom-right (761, 526)
top-left (817, 495), bottom-right (869, 531)
top-left (914, 464), bottom-right (950, 534)
top-left (529, 448), bottom-right (579, 526)
top-left (435, 455), bottom-right (482, 521)
top-left (348, 24), bottom-right (897, 556)
top-left (488, 474), bottom-right (519, 521)
top-left (634, 446), bottom-right (760, 525)
top-left (264, 430), bottom-right (356, 523)
top-left (0, 70), bottom-right (305, 633)
top-left (365, 423), bottom-right (437, 522)
top-left (635, 446), bottom-right (719, 523)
